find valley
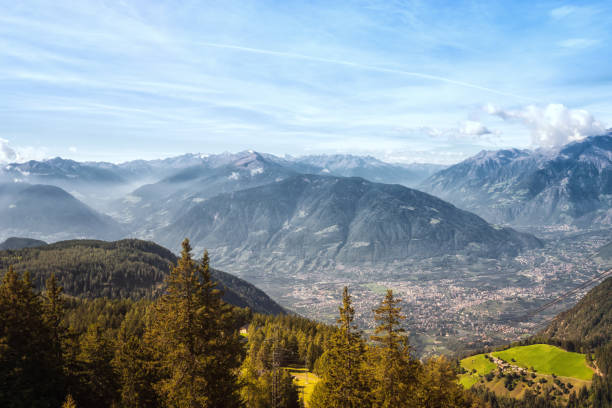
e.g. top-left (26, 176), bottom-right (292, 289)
top-left (2, 139), bottom-right (612, 359)
top-left (258, 228), bottom-right (610, 356)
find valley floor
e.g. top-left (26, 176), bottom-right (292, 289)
top-left (250, 228), bottom-right (612, 357)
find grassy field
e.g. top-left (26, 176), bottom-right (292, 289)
top-left (284, 367), bottom-right (320, 407)
top-left (458, 344), bottom-right (594, 405)
top-left (361, 283), bottom-right (389, 295)
top-left (492, 344), bottom-right (594, 380)
top-left (460, 354), bottom-right (497, 388)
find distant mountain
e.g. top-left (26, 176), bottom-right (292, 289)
top-left (114, 151), bottom-right (297, 233)
top-left (421, 133), bottom-right (612, 228)
top-left (1, 158), bottom-right (148, 211)
top-left (539, 277), bottom-right (612, 351)
top-left (156, 174), bottom-right (541, 278)
top-left (0, 182), bottom-right (124, 242)
top-left (2, 157), bottom-right (126, 184)
top-left (285, 154), bottom-right (445, 186)
top-left (0, 237), bottom-right (47, 250)
top-left (0, 239), bottom-right (285, 315)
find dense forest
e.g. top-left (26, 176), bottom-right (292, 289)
top-left (0, 239), bottom-right (609, 407)
top-left (0, 238), bottom-right (284, 314)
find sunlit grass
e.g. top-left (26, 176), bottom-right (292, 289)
top-left (283, 366), bottom-right (320, 407)
top-left (492, 344), bottom-right (594, 380)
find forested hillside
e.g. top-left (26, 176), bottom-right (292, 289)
top-left (0, 236), bottom-right (47, 250)
top-left (0, 239), bottom-right (484, 408)
top-left (467, 277), bottom-right (612, 408)
top-left (0, 238), bottom-right (284, 315)
top-left (539, 277), bottom-right (612, 352)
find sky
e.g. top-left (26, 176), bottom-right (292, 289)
top-left (1, 0), bottom-right (611, 164)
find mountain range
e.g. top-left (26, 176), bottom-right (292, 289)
top-left (0, 182), bottom-right (124, 242)
top-left (421, 132), bottom-right (612, 228)
top-left (157, 174), bottom-right (541, 277)
top-left (8, 135), bottom-right (612, 281)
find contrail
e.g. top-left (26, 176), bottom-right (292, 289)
top-left (198, 42), bottom-right (537, 102)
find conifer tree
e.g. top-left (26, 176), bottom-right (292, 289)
top-left (114, 304), bottom-right (160, 408)
top-left (0, 267), bottom-right (63, 407)
top-left (311, 286), bottom-right (370, 408)
top-left (44, 273), bottom-right (66, 365)
top-left (418, 356), bottom-right (469, 408)
top-left (146, 239), bottom-right (243, 408)
top-left (76, 323), bottom-right (119, 408)
top-left (370, 289), bottom-right (420, 408)
top-left (62, 394), bottom-right (77, 408)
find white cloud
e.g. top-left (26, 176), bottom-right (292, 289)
top-left (0, 139), bottom-right (18, 163)
top-left (420, 121), bottom-right (495, 140)
top-left (459, 121), bottom-right (491, 136)
top-left (0, 138), bottom-right (48, 163)
top-left (68, 146), bottom-right (78, 153)
top-left (558, 38), bottom-right (599, 49)
top-left (550, 5), bottom-right (579, 19)
top-left (485, 103), bottom-right (606, 147)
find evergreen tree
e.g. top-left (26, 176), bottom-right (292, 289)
top-left (418, 356), bottom-right (469, 408)
top-left (311, 286), bottom-right (370, 408)
top-left (0, 267), bottom-right (63, 407)
top-left (43, 273), bottom-right (66, 366)
top-left (75, 323), bottom-right (119, 408)
top-left (114, 304), bottom-right (160, 408)
top-left (305, 343), bottom-right (317, 372)
top-left (146, 239), bottom-right (244, 408)
top-left (370, 289), bottom-right (420, 408)
top-left (62, 394), bottom-right (77, 408)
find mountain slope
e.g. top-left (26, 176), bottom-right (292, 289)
top-left (0, 237), bottom-right (47, 250)
top-left (2, 157), bottom-right (126, 185)
top-left (0, 239), bottom-right (285, 315)
top-left (0, 182), bottom-right (124, 241)
top-left (277, 154), bottom-right (445, 187)
top-left (539, 277), bottom-right (612, 351)
top-left (115, 151), bottom-right (297, 233)
top-left (421, 133), bottom-right (612, 227)
top-left (157, 174), bottom-right (541, 277)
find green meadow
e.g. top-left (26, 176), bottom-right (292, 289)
top-left (459, 354), bottom-right (497, 388)
top-left (492, 344), bottom-right (594, 380)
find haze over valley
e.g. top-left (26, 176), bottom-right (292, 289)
top-left (2, 1), bottom-right (612, 406)
top-left (3, 135), bottom-right (612, 355)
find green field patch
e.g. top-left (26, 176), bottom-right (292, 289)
top-left (462, 354), bottom-right (497, 375)
top-left (361, 283), bottom-right (388, 294)
top-left (459, 354), bottom-right (497, 389)
top-left (284, 367), bottom-right (320, 407)
top-left (492, 344), bottom-right (594, 380)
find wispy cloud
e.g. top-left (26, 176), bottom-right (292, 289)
top-left (197, 42), bottom-right (536, 101)
top-left (558, 38), bottom-right (600, 49)
top-left (0, 0), bottom-right (611, 162)
top-left (550, 6), bottom-right (581, 19)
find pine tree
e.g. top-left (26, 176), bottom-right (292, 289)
top-left (311, 286), bottom-right (370, 408)
top-left (43, 274), bottom-right (66, 365)
top-left (418, 356), bottom-right (468, 408)
top-left (62, 394), bottom-right (77, 408)
top-left (370, 289), bottom-right (420, 408)
top-left (0, 267), bottom-right (64, 407)
top-left (114, 304), bottom-right (160, 408)
top-left (146, 239), bottom-right (244, 408)
top-left (75, 323), bottom-right (119, 408)
top-left (305, 343), bottom-right (317, 372)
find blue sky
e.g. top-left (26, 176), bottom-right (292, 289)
top-left (1, 0), bottom-right (610, 164)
